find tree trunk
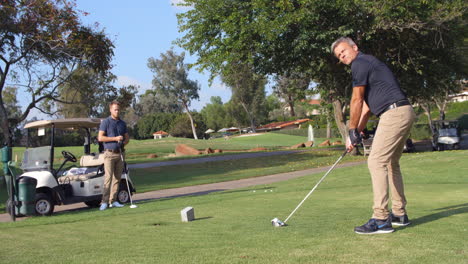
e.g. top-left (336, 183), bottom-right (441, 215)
top-left (288, 95), bottom-right (295, 117)
top-left (332, 100), bottom-right (347, 142)
top-left (326, 119), bottom-right (332, 138)
top-left (0, 100), bottom-right (13, 146)
top-left (420, 103), bottom-right (434, 131)
top-left (183, 102), bottom-right (198, 140)
top-left (434, 97), bottom-right (447, 121)
top-left (240, 102), bottom-right (256, 132)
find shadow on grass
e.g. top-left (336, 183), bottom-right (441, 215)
top-left (194, 216), bottom-right (213, 221)
top-left (405, 203), bottom-right (468, 228)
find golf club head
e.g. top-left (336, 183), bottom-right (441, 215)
top-left (271, 217), bottom-right (286, 227)
top-left (130, 204), bottom-right (138, 209)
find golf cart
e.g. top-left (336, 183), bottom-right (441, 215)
top-left (361, 120), bottom-right (415, 155)
top-left (6, 118), bottom-right (135, 216)
top-left (431, 120), bottom-right (461, 151)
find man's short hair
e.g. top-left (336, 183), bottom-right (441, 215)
top-left (330, 37), bottom-right (356, 55)
top-left (109, 101), bottom-right (120, 108)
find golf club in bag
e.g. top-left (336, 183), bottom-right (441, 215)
top-left (119, 141), bottom-right (137, 209)
top-left (272, 149), bottom-right (348, 227)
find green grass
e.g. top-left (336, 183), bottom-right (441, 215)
top-left (3, 133), bottom-right (339, 165)
top-left (0, 149), bottom-right (359, 211)
top-left (0, 150), bottom-right (466, 263)
top-left (131, 149), bottom-right (362, 192)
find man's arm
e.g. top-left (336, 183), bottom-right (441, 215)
top-left (98, 130), bottom-right (123, 143)
top-left (357, 100), bottom-right (371, 133)
top-left (349, 85), bottom-right (366, 130)
top-left (123, 133), bottom-right (130, 145)
top-left (347, 85), bottom-right (366, 150)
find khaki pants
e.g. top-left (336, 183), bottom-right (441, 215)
top-left (102, 151), bottom-right (124, 204)
top-left (368, 105), bottom-right (416, 220)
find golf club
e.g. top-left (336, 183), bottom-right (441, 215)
top-left (119, 141), bottom-right (137, 209)
top-left (271, 149), bottom-right (348, 227)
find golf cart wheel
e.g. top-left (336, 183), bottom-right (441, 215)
top-left (437, 144), bottom-right (444, 151)
top-left (84, 200), bottom-right (101, 208)
top-left (453, 143), bottom-right (460, 150)
top-left (117, 182), bottom-right (130, 204)
top-left (35, 193), bottom-right (54, 216)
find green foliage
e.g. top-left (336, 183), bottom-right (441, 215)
top-left (410, 124), bottom-right (433, 140)
top-left (177, 0), bottom-right (467, 141)
top-left (135, 89), bottom-right (182, 116)
top-left (0, 0), bottom-right (114, 145)
top-left (56, 68), bottom-right (138, 118)
top-left (221, 62), bottom-right (268, 130)
top-left (169, 112), bottom-right (207, 139)
top-left (200, 96), bottom-right (228, 131)
top-left (147, 50), bottom-right (200, 106)
top-left (134, 113), bottom-right (179, 140)
top-left (273, 73), bottom-right (310, 117)
top-left (147, 49), bottom-right (201, 138)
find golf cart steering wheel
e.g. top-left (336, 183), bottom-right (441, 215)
top-left (62, 151), bottom-right (77, 163)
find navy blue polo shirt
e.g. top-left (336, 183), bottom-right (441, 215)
top-left (351, 52), bottom-right (407, 116)
top-left (99, 116), bottom-right (127, 150)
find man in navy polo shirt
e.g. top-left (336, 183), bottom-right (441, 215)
top-left (98, 101), bottom-right (129, 211)
top-left (331, 37), bottom-right (416, 234)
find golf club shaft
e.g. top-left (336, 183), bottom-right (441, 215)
top-left (283, 149), bottom-right (348, 223)
top-left (119, 148), bottom-right (135, 206)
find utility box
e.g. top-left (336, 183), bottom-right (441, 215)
top-left (180, 207), bottom-right (195, 222)
top-left (18, 176), bottom-right (37, 216)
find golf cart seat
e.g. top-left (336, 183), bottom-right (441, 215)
top-left (362, 138), bottom-right (373, 156)
top-left (80, 153), bottom-right (105, 167)
top-left (57, 171), bottom-right (101, 183)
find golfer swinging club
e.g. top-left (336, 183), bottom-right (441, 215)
top-left (98, 101), bottom-right (129, 211)
top-left (331, 37), bottom-right (416, 234)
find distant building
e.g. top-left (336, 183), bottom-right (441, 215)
top-left (283, 99), bottom-right (322, 116)
top-left (256, 118), bottom-right (310, 132)
top-left (153, 131), bottom-right (169, 139)
top-left (450, 89), bottom-right (468, 102)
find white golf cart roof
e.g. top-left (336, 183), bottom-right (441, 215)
top-left (24, 118), bottom-right (102, 129)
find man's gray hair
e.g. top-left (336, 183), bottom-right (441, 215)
top-left (330, 37), bottom-right (356, 55)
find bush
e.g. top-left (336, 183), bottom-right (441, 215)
top-left (134, 112), bottom-right (179, 139)
top-left (169, 113), bottom-right (207, 139)
top-left (410, 124), bottom-right (432, 140)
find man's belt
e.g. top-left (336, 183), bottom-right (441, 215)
top-left (105, 149), bottom-right (122, 153)
top-left (378, 99), bottom-right (411, 117)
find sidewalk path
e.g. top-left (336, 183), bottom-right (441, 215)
top-left (0, 159), bottom-right (366, 222)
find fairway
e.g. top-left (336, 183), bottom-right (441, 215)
top-left (2, 133), bottom-right (339, 165)
top-left (0, 150), bottom-right (466, 264)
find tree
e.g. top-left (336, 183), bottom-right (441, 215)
top-left (272, 73), bottom-right (310, 117)
top-left (135, 89), bottom-right (182, 116)
top-left (176, 0), bottom-right (467, 141)
top-left (134, 112), bottom-right (179, 139)
top-left (0, 0), bottom-right (114, 146)
top-left (169, 112), bottom-right (206, 139)
top-left (221, 62), bottom-right (267, 131)
top-left (54, 67), bottom-right (137, 118)
top-left (0, 86), bottom-right (21, 143)
top-left (200, 96), bottom-right (227, 131)
top-left (147, 50), bottom-right (201, 139)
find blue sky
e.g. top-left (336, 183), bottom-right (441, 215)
top-left (73, 0), bottom-right (230, 111)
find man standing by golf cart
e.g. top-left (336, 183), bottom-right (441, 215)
top-left (98, 101), bottom-right (130, 211)
top-left (331, 37), bottom-right (416, 234)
